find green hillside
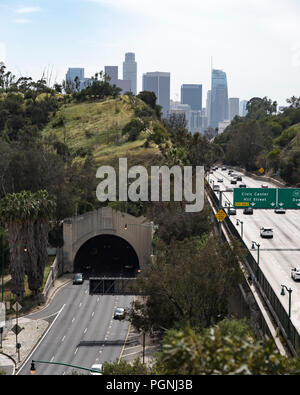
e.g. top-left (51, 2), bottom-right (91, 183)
top-left (43, 95), bottom-right (161, 167)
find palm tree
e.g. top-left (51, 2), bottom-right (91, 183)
top-left (0, 190), bottom-right (56, 300)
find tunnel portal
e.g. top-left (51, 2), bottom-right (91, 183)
top-left (74, 234), bottom-right (140, 278)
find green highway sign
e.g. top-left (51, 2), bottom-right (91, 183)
top-left (277, 189), bottom-right (300, 209)
top-left (234, 188), bottom-right (300, 209)
top-left (234, 188), bottom-right (277, 209)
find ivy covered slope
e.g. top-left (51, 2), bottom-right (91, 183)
top-left (42, 94), bottom-right (162, 168)
top-left (214, 96), bottom-right (300, 185)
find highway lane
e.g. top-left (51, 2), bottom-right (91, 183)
top-left (17, 281), bottom-right (132, 375)
top-left (208, 168), bottom-right (300, 331)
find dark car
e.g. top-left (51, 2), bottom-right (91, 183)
top-left (114, 308), bottom-right (125, 320)
top-left (73, 273), bottom-right (84, 285)
top-left (243, 207), bottom-right (254, 215)
top-left (239, 184), bottom-right (247, 188)
top-left (228, 208), bottom-right (237, 216)
top-left (275, 208), bottom-right (286, 214)
top-left (236, 176), bottom-right (243, 181)
top-left (231, 179), bottom-right (237, 185)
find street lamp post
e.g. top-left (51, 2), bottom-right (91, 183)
top-left (30, 360), bottom-right (103, 375)
top-left (236, 219), bottom-right (244, 240)
top-left (251, 241), bottom-right (261, 279)
top-left (281, 285), bottom-right (293, 318)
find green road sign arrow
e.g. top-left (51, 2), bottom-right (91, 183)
top-left (277, 189), bottom-right (300, 209)
top-left (234, 188), bottom-right (277, 209)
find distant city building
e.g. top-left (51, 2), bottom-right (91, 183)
top-left (169, 101), bottom-right (191, 129)
top-left (239, 100), bottom-right (248, 117)
top-left (210, 69), bottom-right (229, 129)
top-left (105, 65), bottom-right (131, 94)
top-left (190, 110), bottom-right (202, 134)
top-left (206, 90), bottom-right (211, 128)
top-left (181, 84), bottom-right (202, 111)
top-left (123, 53), bottom-right (137, 95)
top-left (143, 72), bottom-right (170, 118)
top-left (228, 98), bottom-right (240, 121)
top-left (65, 68), bottom-right (89, 91)
top-left (218, 120), bottom-right (231, 134)
top-left (169, 101), bottom-right (203, 134)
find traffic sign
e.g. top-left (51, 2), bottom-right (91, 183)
top-left (11, 324), bottom-right (23, 336)
top-left (277, 189), bottom-right (300, 209)
top-left (259, 168), bottom-right (265, 174)
top-left (216, 209), bottom-right (227, 222)
top-left (12, 302), bottom-right (22, 312)
top-left (234, 188), bottom-right (277, 209)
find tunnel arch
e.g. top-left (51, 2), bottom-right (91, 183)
top-left (74, 234), bottom-right (140, 278)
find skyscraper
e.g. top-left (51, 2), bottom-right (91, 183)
top-left (105, 66), bottom-right (131, 94)
top-left (181, 84), bottom-right (202, 111)
top-left (142, 72), bottom-right (170, 118)
top-left (66, 68), bottom-right (85, 91)
top-left (240, 100), bottom-right (248, 117)
top-left (206, 90), bottom-right (211, 128)
top-left (123, 53), bottom-right (137, 95)
top-left (210, 69), bottom-right (229, 129)
top-left (228, 98), bottom-right (240, 121)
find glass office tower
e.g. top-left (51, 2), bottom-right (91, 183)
top-left (210, 69), bottom-right (229, 129)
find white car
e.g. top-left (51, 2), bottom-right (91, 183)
top-left (226, 186), bottom-right (234, 192)
top-left (213, 185), bottom-right (220, 192)
top-left (291, 268), bottom-right (300, 281)
top-left (90, 364), bottom-right (103, 375)
top-left (217, 178), bottom-right (224, 183)
top-left (260, 227), bottom-right (274, 239)
top-left (114, 307), bottom-right (125, 320)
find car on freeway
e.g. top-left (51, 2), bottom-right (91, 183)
top-left (291, 268), bottom-right (300, 281)
top-left (228, 170), bottom-right (233, 175)
top-left (275, 208), bottom-right (286, 214)
top-left (243, 207), bottom-right (254, 215)
top-left (231, 173), bottom-right (238, 178)
top-left (226, 186), bottom-right (234, 192)
top-left (239, 184), bottom-right (247, 188)
top-left (73, 273), bottom-right (84, 285)
top-left (228, 208), bottom-right (237, 216)
top-left (217, 178), bottom-right (224, 183)
top-left (213, 185), bottom-right (220, 192)
top-left (222, 167), bottom-right (227, 171)
top-left (90, 364), bottom-right (103, 375)
top-left (231, 179), bottom-right (237, 185)
top-left (260, 227), bottom-right (274, 239)
top-left (114, 307), bottom-right (126, 320)
top-left (236, 176), bottom-right (243, 181)
top-left (261, 184), bottom-right (269, 189)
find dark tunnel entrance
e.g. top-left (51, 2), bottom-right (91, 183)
top-left (74, 235), bottom-right (140, 279)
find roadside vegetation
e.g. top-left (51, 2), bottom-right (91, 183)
top-left (215, 96), bottom-right (300, 185)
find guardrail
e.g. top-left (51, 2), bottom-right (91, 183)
top-left (41, 248), bottom-right (62, 303)
top-left (207, 183), bottom-right (300, 356)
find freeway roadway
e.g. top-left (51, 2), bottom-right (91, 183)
top-left (17, 280), bottom-right (132, 375)
top-left (208, 168), bottom-right (300, 333)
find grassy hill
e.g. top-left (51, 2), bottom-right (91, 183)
top-left (43, 95), bottom-right (161, 167)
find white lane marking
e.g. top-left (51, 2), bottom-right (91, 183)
top-left (62, 336), bottom-right (66, 342)
top-left (97, 298), bottom-right (100, 303)
top-left (50, 356), bottom-right (55, 362)
top-left (16, 304), bottom-right (66, 375)
top-left (91, 312), bottom-right (95, 318)
top-left (72, 317), bottom-right (75, 323)
top-left (84, 328), bottom-right (88, 334)
top-left (79, 303), bottom-right (82, 307)
top-left (75, 348), bottom-right (78, 355)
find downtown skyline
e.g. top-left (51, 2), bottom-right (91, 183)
top-left (0, 0), bottom-right (300, 106)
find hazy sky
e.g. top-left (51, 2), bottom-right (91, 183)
top-left (1, 0), bottom-right (300, 105)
